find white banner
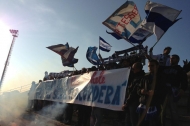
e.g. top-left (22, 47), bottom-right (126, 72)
top-left (32, 68), bottom-right (130, 110)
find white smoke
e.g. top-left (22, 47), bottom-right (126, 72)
top-left (0, 90), bottom-right (68, 126)
top-left (0, 90), bottom-right (28, 125)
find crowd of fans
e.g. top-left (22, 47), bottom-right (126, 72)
top-left (27, 46), bottom-right (190, 126)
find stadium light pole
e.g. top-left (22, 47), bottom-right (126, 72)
top-left (0, 29), bottom-right (19, 90)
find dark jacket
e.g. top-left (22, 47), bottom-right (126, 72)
top-left (137, 71), bottom-right (167, 107)
top-left (125, 70), bottom-right (145, 104)
top-left (162, 65), bottom-right (188, 91)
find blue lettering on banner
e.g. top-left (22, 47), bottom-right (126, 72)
top-left (111, 86), bottom-right (121, 105)
top-left (104, 86), bottom-right (114, 104)
top-left (75, 85), bottom-right (122, 106)
top-left (97, 85), bottom-right (107, 103)
top-left (87, 85), bottom-right (93, 101)
top-left (92, 86), bottom-right (99, 102)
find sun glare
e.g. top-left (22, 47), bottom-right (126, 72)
top-left (0, 21), bottom-right (12, 58)
top-left (0, 21), bottom-right (11, 38)
top-left (0, 21), bottom-right (12, 87)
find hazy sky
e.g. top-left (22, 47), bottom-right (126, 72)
top-left (0, 0), bottom-right (190, 92)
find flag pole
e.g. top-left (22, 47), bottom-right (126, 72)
top-left (74, 65), bottom-right (77, 71)
top-left (0, 30), bottom-right (19, 89)
top-left (98, 37), bottom-right (101, 70)
top-left (137, 65), bottom-right (157, 126)
top-left (99, 36), bottom-right (100, 55)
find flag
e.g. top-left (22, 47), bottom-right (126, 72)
top-left (61, 57), bottom-right (78, 67)
top-left (63, 46), bottom-right (79, 62)
top-left (86, 47), bottom-right (100, 65)
top-left (128, 19), bottom-right (153, 44)
top-left (106, 30), bottom-right (122, 40)
top-left (103, 1), bottom-right (141, 42)
top-left (144, 1), bottom-right (181, 40)
top-left (106, 23), bottom-right (153, 44)
top-left (46, 43), bottom-right (69, 56)
top-left (47, 43), bottom-right (79, 67)
top-left (99, 37), bottom-right (112, 52)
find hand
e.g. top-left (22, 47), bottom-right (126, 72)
top-left (183, 59), bottom-right (189, 65)
top-left (122, 104), bottom-right (127, 110)
top-left (147, 90), bottom-right (154, 96)
top-left (141, 89), bottom-right (147, 95)
top-left (149, 47), bottom-right (153, 52)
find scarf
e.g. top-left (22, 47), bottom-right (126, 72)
top-left (136, 104), bottom-right (157, 120)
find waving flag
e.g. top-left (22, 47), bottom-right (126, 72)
top-left (46, 43), bottom-right (69, 56)
top-left (47, 43), bottom-right (79, 67)
top-left (103, 1), bottom-right (141, 42)
top-left (128, 19), bottom-right (153, 43)
top-left (63, 46), bottom-right (79, 62)
top-left (99, 37), bottom-right (112, 52)
top-left (86, 47), bottom-right (100, 65)
top-left (61, 57), bottom-right (78, 67)
top-left (144, 1), bottom-right (181, 40)
top-left (106, 30), bottom-right (122, 40)
top-left (106, 22), bottom-right (153, 44)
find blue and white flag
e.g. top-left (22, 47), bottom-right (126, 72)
top-left (99, 37), bottom-right (112, 52)
top-left (63, 46), bottom-right (79, 62)
top-left (61, 57), bottom-right (78, 67)
top-left (47, 43), bottom-right (79, 67)
top-left (106, 30), bottom-right (122, 40)
top-left (46, 43), bottom-right (69, 56)
top-left (86, 47), bottom-right (100, 65)
top-left (128, 19), bottom-right (153, 43)
top-left (103, 1), bottom-right (141, 42)
top-left (144, 1), bottom-right (181, 40)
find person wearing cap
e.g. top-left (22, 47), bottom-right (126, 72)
top-left (147, 47), bottom-right (172, 66)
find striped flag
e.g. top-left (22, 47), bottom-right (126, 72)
top-left (47, 43), bottom-right (79, 67)
top-left (144, 1), bottom-right (181, 40)
top-left (99, 37), bottom-right (112, 52)
top-left (61, 57), bottom-right (78, 67)
top-left (63, 46), bottom-right (79, 62)
top-left (103, 1), bottom-right (141, 42)
top-left (128, 19), bottom-right (153, 43)
top-left (46, 43), bottom-right (69, 56)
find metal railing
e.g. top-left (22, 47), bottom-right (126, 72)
top-left (0, 84), bottom-right (31, 95)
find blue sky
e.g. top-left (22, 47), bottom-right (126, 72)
top-left (0, 0), bottom-right (190, 91)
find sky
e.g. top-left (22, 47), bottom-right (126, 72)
top-left (0, 0), bottom-right (190, 92)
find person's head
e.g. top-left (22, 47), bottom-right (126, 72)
top-left (109, 62), bottom-right (118, 69)
top-left (39, 80), bottom-right (42, 83)
top-left (105, 64), bottom-right (111, 70)
top-left (45, 71), bottom-right (48, 76)
top-left (163, 47), bottom-right (172, 55)
top-left (91, 66), bottom-right (97, 71)
top-left (170, 54), bottom-right (180, 66)
top-left (81, 68), bottom-right (87, 74)
top-left (148, 60), bottom-right (159, 74)
top-left (120, 59), bottom-right (131, 68)
top-left (72, 70), bottom-right (78, 75)
top-left (98, 65), bottom-right (105, 71)
top-left (132, 62), bottom-right (143, 74)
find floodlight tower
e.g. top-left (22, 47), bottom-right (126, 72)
top-left (0, 29), bottom-right (19, 89)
